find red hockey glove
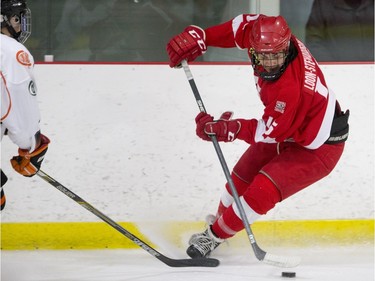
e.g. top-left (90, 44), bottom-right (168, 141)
top-left (166, 25), bottom-right (207, 68)
top-left (195, 112), bottom-right (214, 141)
top-left (204, 111), bottom-right (241, 142)
top-left (11, 134), bottom-right (50, 177)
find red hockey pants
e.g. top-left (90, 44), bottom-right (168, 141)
top-left (212, 141), bottom-right (345, 239)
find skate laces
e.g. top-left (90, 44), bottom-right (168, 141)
top-left (188, 224), bottom-right (224, 257)
top-left (188, 214), bottom-right (218, 246)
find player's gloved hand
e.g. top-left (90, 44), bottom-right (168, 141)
top-left (195, 112), bottom-right (214, 141)
top-left (10, 134), bottom-right (50, 177)
top-left (204, 111), bottom-right (241, 142)
top-left (166, 25), bottom-right (207, 68)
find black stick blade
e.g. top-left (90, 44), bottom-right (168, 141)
top-left (162, 257), bottom-right (220, 267)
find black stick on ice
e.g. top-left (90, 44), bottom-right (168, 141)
top-left (37, 169), bottom-right (219, 268)
top-left (181, 60), bottom-right (300, 268)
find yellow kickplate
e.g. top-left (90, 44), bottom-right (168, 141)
top-left (1, 219), bottom-right (373, 250)
top-left (0, 221), bottom-right (155, 250)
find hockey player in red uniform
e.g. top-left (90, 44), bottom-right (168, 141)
top-left (166, 14), bottom-right (349, 258)
top-left (1, 0), bottom-right (50, 210)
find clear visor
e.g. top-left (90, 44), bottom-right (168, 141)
top-left (18, 8), bottom-right (31, 43)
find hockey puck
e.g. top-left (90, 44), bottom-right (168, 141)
top-left (281, 272), bottom-right (296, 278)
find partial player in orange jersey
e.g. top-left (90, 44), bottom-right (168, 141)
top-left (1, 0), bottom-right (50, 211)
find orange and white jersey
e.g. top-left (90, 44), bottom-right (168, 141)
top-left (1, 34), bottom-right (41, 152)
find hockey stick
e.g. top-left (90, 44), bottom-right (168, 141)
top-left (36, 169), bottom-right (219, 268)
top-left (181, 60), bottom-right (300, 268)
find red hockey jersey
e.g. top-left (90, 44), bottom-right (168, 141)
top-left (204, 14), bottom-right (337, 149)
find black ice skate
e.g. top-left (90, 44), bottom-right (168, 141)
top-left (186, 225), bottom-right (224, 258)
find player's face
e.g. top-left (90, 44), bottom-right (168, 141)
top-left (9, 15), bottom-right (22, 33)
top-left (257, 52), bottom-right (286, 73)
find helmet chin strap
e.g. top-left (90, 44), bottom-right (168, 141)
top-left (259, 67), bottom-right (285, 81)
top-left (6, 24), bottom-right (21, 40)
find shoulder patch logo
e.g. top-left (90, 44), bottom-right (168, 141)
top-left (275, 101), bottom-right (286, 113)
top-left (16, 50), bottom-right (32, 67)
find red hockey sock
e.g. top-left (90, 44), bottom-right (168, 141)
top-left (216, 172), bottom-right (250, 217)
top-left (212, 174), bottom-right (281, 239)
top-left (212, 206), bottom-right (244, 239)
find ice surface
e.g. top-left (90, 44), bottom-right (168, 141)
top-left (1, 64), bottom-right (373, 280)
top-left (1, 245), bottom-right (373, 281)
